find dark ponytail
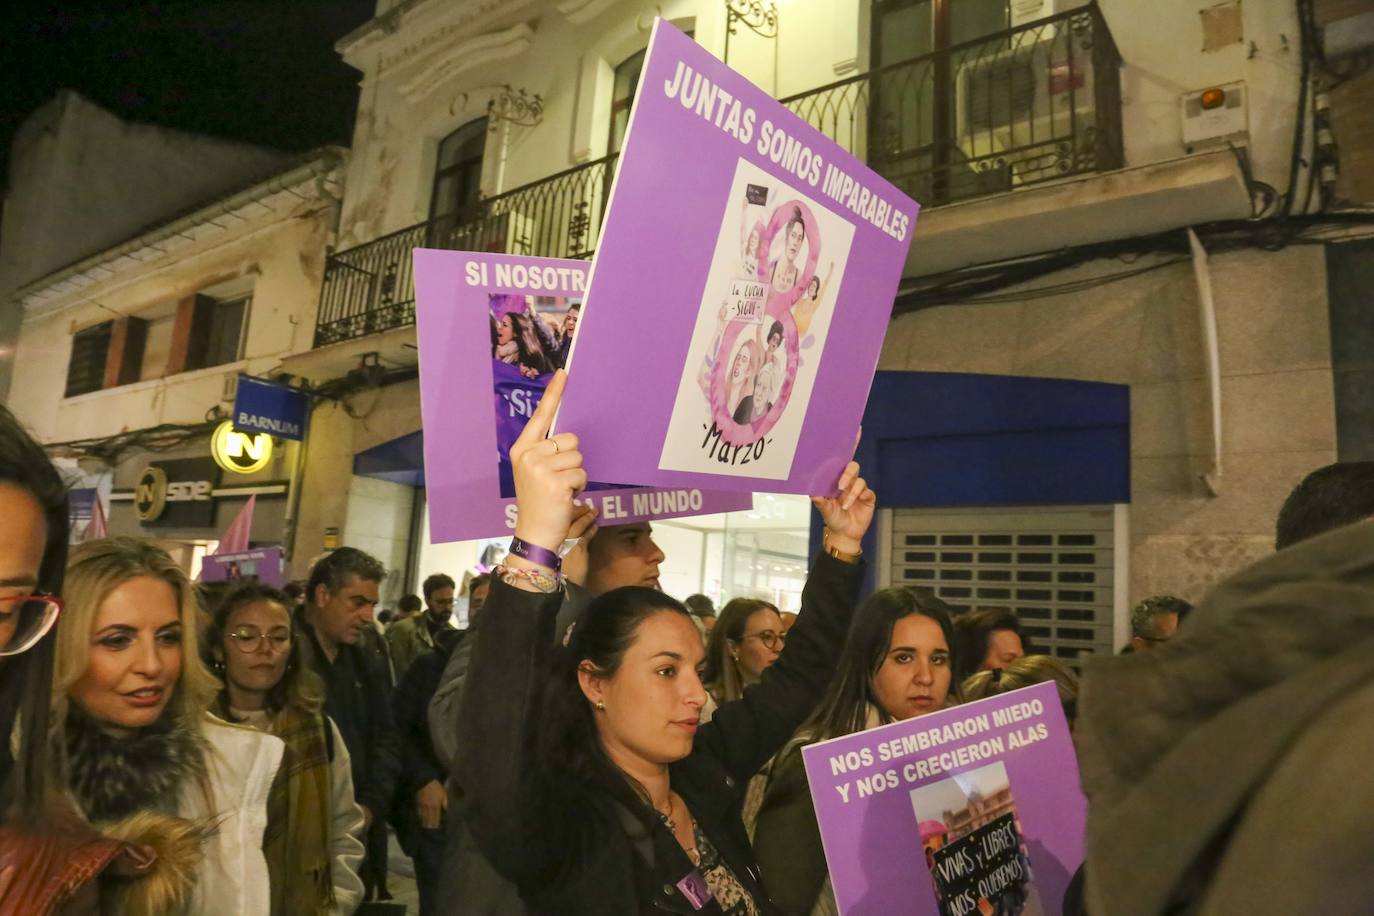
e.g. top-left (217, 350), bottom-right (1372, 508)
top-left (538, 587), bottom-right (691, 814)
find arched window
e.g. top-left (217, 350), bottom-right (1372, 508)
top-left (430, 118), bottom-right (488, 224)
top-left (607, 49), bottom-right (647, 155)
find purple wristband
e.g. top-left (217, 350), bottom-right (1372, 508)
top-left (509, 536), bottom-right (562, 571)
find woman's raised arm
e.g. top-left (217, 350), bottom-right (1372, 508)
top-left (695, 460), bottom-right (874, 781)
top-left (453, 372), bottom-right (588, 888)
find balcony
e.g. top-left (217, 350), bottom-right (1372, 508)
top-left (312, 6), bottom-right (1127, 349)
top-left (782, 4), bottom-right (1122, 209)
top-left (313, 154), bottom-right (616, 348)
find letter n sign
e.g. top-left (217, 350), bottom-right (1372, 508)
top-left (233, 374), bottom-right (308, 441)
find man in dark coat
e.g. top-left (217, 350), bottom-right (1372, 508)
top-left (298, 546), bottom-right (402, 902)
top-left (392, 574), bottom-right (488, 916)
top-left (1075, 462), bottom-right (1374, 915)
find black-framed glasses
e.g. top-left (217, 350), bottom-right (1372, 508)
top-left (227, 625), bottom-right (291, 654)
top-left (0, 593), bottom-right (62, 657)
top-left (744, 630), bottom-right (785, 651)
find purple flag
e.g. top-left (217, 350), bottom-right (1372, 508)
top-left (801, 681), bottom-right (1085, 915)
top-left (553, 20), bottom-right (918, 494)
top-left (414, 251), bottom-right (753, 543)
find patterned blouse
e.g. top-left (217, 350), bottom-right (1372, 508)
top-left (692, 819), bottom-right (761, 916)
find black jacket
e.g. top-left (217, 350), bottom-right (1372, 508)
top-left (393, 630), bottom-right (465, 810)
top-left (455, 552), bottom-right (861, 915)
top-left (297, 614), bottom-right (403, 819)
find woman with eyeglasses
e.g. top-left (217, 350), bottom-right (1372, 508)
top-left (204, 583), bottom-right (366, 915)
top-left (752, 588), bottom-right (961, 915)
top-left (0, 406), bottom-right (154, 914)
top-left (703, 598), bottom-right (787, 708)
top-left (55, 538), bottom-right (287, 914)
top-left (701, 599), bottom-right (788, 833)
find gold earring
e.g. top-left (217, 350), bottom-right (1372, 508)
top-left (596, 701), bottom-right (605, 711)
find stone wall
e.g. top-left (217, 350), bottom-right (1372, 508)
top-left (880, 243), bottom-right (1337, 603)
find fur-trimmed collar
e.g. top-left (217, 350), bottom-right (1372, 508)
top-left (64, 707), bottom-right (208, 824)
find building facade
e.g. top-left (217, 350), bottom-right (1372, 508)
top-left (273, 0), bottom-right (1369, 658)
top-left (0, 92), bottom-right (297, 402)
top-left (5, 99), bottom-right (346, 572)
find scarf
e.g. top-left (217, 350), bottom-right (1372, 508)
top-left (260, 703), bottom-right (335, 916)
top-left (63, 708), bottom-right (216, 915)
top-left (64, 707), bottom-right (207, 824)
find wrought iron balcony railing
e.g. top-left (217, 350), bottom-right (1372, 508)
top-left (314, 5), bottom-right (1122, 348)
top-left (781, 3), bottom-right (1122, 208)
top-left (313, 154), bottom-right (616, 348)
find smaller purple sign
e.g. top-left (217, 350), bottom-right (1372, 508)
top-left (414, 250), bottom-right (753, 543)
top-left (200, 547), bottom-right (285, 588)
top-left (801, 681), bottom-right (1085, 916)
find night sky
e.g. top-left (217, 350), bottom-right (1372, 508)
top-left (0, 0), bottom-right (376, 177)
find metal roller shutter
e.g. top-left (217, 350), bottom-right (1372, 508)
top-left (880, 504), bottom-right (1127, 670)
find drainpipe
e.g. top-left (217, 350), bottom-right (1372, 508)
top-left (1188, 228), bottom-right (1223, 496)
top-left (280, 398), bottom-right (313, 567)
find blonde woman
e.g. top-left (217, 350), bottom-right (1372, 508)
top-left (54, 538), bottom-right (285, 914)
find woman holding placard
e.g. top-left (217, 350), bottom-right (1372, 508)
top-left (752, 589), bottom-right (961, 915)
top-left (454, 371), bottom-right (873, 915)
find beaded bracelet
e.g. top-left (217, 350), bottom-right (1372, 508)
top-left (494, 563), bottom-right (563, 595)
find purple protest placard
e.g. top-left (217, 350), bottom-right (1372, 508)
top-left (200, 547), bottom-right (285, 588)
top-left (802, 681), bottom-right (1085, 916)
top-left (553, 20), bottom-right (918, 495)
top-left (413, 250), bottom-right (753, 543)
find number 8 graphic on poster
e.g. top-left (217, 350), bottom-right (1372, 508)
top-left (708, 199), bottom-right (820, 446)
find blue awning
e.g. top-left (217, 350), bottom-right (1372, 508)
top-left (352, 431), bottom-right (425, 487)
top-left (352, 372), bottom-right (1132, 507)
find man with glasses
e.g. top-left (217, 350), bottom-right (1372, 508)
top-left (388, 573), bottom-right (458, 680)
top-left (1127, 595), bottom-right (1191, 652)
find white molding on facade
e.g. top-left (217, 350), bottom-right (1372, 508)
top-left (832, 0), bottom-right (862, 76)
top-left (397, 23), bottom-right (538, 105)
top-left (570, 12), bottom-right (695, 163)
top-left (342, 0), bottom-right (536, 77)
top-left (16, 152), bottom-right (345, 318)
top-left (556, 0), bottom-right (623, 26)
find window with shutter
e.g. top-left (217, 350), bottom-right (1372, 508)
top-left (64, 322), bottom-right (113, 397)
top-left (177, 293), bottom-right (250, 373)
top-left (883, 504), bottom-right (1125, 671)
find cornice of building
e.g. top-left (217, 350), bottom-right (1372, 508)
top-left (396, 22), bottom-right (537, 104)
top-left (14, 148), bottom-right (347, 318)
top-left (337, 0), bottom-right (537, 76)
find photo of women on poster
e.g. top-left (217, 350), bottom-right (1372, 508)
top-left (910, 762), bottom-right (1047, 916)
top-left (489, 293), bottom-right (576, 496)
top-left (659, 158), bottom-right (854, 480)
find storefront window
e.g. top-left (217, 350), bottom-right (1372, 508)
top-left (412, 493), bottom-right (814, 617)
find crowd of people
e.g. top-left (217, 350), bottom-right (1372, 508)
top-left (1, 374), bottom-right (1372, 915)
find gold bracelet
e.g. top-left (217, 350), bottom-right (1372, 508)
top-left (823, 530), bottom-right (862, 564)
